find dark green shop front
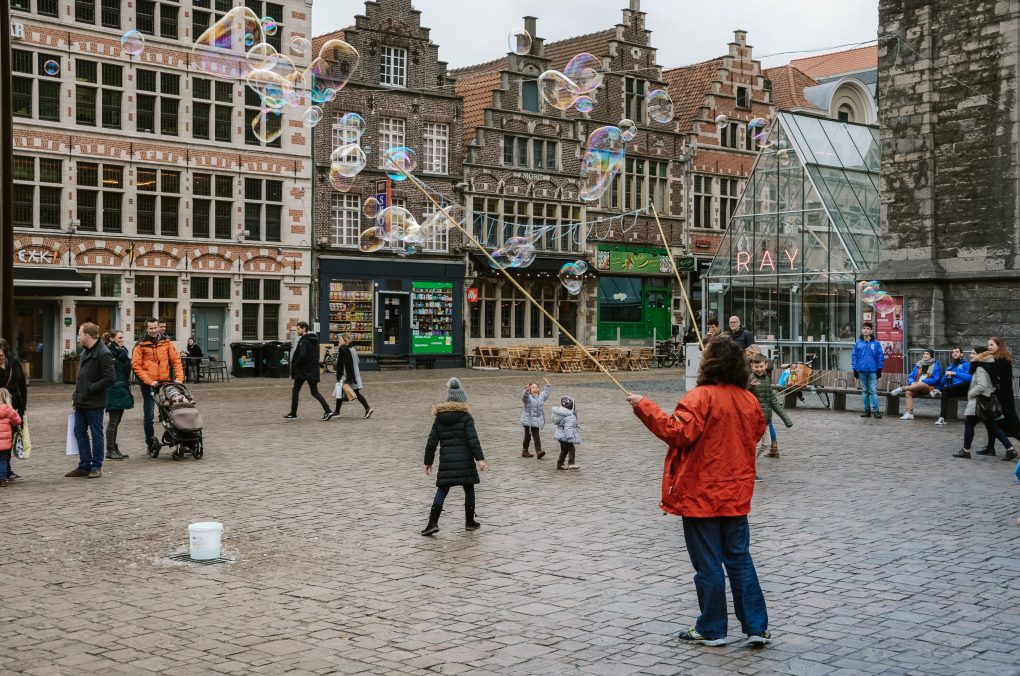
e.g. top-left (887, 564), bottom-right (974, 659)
top-left (594, 246), bottom-right (672, 342)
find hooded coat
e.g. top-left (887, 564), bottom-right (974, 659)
top-left (424, 402), bottom-right (485, 486)
top-left (105, 343), bottom-right (135, 411)
top-left (291, 332), bottom-right (322, 382)
top-left (520, 384), bottom-right (552, 428)
top-left (0, 403), bottom-right (22, 452)
top-left (552, 406), bottom-right (582, 444)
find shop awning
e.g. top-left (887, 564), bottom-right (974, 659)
top-left (470, 253), bottom-right (595, 275)
top-left (13, 267), bottom-right (92, 294)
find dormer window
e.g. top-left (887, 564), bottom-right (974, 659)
top-left (736, 86), bottom-right (750, 109)
top-left (380, 46), bottom-right (407, 87)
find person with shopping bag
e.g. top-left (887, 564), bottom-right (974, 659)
top-left (67, 323), bottom-right (116, 479)
top-left (0, 339), bottom-right (28, 480)
top-left (0, 388), bottom-right (23, 488)
top-left (332, 333), bottom-right (373, 420)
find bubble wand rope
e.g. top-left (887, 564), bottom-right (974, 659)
top-left (649, 202), bottom-right (704, 351)
top-left (777, 370), bottom-right (829, 397)
top-left (395, 165), bottom-right (632, 396)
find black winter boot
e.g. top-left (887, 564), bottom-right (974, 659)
top-left (465, 506), bottom-right (480, 531)
top-left (420, 505), bottom-right (442, 536)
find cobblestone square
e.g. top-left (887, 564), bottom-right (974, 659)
top-left (3, 368), bottom-right (1020, 675)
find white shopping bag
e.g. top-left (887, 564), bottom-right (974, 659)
top-left (66, 413), bottom-right (80, 456)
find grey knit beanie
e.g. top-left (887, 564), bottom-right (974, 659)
top-left (446, 377), bottom-right (467, 402)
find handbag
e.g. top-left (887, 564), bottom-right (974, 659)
top-left (12, 429), bottom-right (24, 459)
top-left (66, 413), bottom-right (80, 456)
top-left (19, 418), bottom-right (30, 459)
top-left (976, 394), bottom-right (1002, 422)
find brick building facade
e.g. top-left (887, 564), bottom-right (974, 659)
top-left (9, 0), bottom-right (313, 382)
top-left (876, 0), bottom-right (1020, 359)
top-left (312, 0), bottom-right (465, 369)
top-left (454, 0), bottom-right (691, 350)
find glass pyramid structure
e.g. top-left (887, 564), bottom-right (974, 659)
top-left (704, 112), bottom-right (881, 356)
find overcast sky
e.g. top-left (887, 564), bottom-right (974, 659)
top-left (312, 0), bottom-right (878, 70)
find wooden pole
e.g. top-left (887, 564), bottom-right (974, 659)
top-left (650, 202), bottom-right (703, 350)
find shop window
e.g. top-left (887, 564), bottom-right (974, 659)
top-left (599, 277), bottom-right (643, 323)
top-left (12, 50), bottom-right (61, 122)
top-left (12, 156), bottom-right (62, 229)
top-left (327, 280), bottom-right (374, 352)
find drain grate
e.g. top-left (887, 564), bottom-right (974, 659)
top-left (168, 553), bottom-right (231, 565)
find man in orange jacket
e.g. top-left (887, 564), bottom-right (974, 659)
top-left (131, 317), bottom-right (185, 452)
top-left (627, 336), bottom-right (771, 648)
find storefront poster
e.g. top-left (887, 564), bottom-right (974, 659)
top-left (873, 295), bottom-right (906, 375)
top-left (595, 247), bottom-right (671, 275)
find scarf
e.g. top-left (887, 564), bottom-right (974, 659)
top-left (917, 356), bottom-right (935, 377)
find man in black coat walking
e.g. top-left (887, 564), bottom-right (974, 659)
top-left (284, 321), bottom-right (334, 421)
top-left (66, 322), bottom-right (116, 479)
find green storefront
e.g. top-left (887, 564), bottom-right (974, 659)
top-left (594, 245), bottom-right (673, 343)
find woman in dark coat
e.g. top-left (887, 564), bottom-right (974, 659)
top-left (104, 330), bottom-right (134, 460)
top-left (985, 336), bottom-right (1020, 461)
top-left (421, 377), bottom-right (488, 536)
top-left (333, 333), bottom-right (373, 419)
top-left (185, 337), bottom-right (204, 383)
top-left (0, 339), bottom-right (28, 481)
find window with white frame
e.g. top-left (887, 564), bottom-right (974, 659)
top-left (12, 156), bottom-right (62, 230)
top-left (379, 46), bottom-right (407, 87)
top-left (377, 117), bottom-right (405, 168)
top-left (332, 112), bottom-right (362, 151)
top-left (136, 168), bottom-right (180, 236)
top-left (330, 193), bottom-right (361, 247)
top-left (693, 175), bottom-right (713, 228)
top-left (422, 123), bottom-right (449, 174)
top-left (420, 204), bottom-right (449, 252)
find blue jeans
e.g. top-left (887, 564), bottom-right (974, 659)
top-left (767, 422), bottom-right (776, 442)
top-left (433, 484), bottom-right (475, 507)
top-left (681, 515), bottom-right (768, 639)
top-left (74, 407), bottom-right (106, 472)
top-left (141, 384), bottom-right (157, 442)
top-left (858, 372), bottom-right (879, 413)
top-left (0, 450), bottom-right (10, 482)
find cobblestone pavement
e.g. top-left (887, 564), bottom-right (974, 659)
top-left (4, 368), bottom-right (1020, 675)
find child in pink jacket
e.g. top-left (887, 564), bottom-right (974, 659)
top-left (0, 388), bottom-right (23, 488)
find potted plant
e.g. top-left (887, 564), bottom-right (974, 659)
top-left (62, 350), bottom-right (80, 384)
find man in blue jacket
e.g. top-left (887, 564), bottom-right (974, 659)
top-left (932, 346), bottom-right (971, 426)
top-left (890, 349), bottom-right (942, 420)
top-left (852, 322), bottom-right (885, 419)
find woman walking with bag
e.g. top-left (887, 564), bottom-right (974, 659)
top-left (983, 337), bottom-right (1020, 461)
top-left (104, 330), bottom-right (134, 461)
top-left (952, 346), bottom-right (1017, 459)
top-left (332, 334), bottom-right (373, 419)
top-left (0, 339), bottom-right (28, 481)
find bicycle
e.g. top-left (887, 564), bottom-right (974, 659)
top-left (776, 355), bottom-right (831, 409)
top-left (320, 345), bottom-right (337, 373)
top-left (654, 339), bottom-right (684, 368)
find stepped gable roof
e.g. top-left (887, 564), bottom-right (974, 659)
top-left (764, 64), bottom-right (820, 111)
top-left (790, 44), bottom-right (878, 79)
top-left (662, 58), bottom-right (724, 133)
top-left (542, 29), bottom-right (616, 71)
top-left (456, 70), bottom-right (502, 144)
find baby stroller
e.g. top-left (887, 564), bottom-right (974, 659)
top-left (147, 381), bottom-right (205, 460)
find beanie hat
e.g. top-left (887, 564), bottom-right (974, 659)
top-left (446, 377), bottom-right (467, 402)
top-left (560, 396), bottom-right (574, 410)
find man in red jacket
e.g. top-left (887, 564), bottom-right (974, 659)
top-left (627, 336), bottom-right (771, 647)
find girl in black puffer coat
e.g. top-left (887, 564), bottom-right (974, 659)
top-left (421, 377), bottom-right (488, 536)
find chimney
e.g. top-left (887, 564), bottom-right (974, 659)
top-left (630, 0), bottom-right (640, 10)
top-left (524, 16), bottom-right (537, 39)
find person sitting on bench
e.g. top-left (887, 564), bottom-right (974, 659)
top-left (933, 346), bottom-right (971, 426)
top-left (890, 349), bottom-right (942, 420)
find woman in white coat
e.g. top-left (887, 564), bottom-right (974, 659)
top-left (953, 346), bottom-right (1017, 459)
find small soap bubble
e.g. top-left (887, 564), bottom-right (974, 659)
top-left (244, 32), bottom-right (256, 47)
top-left (330, 144), bottom-right (367, 181)
top-left (509, 30), bottom-right (532, 56)
top-left (363, 197), bottom-right (380, 220)
top-left (358, 227), bottom-right (387, 253)
top-left (290, 36), bottom-right (311, 57)
top-left (646, 89), bottom-right (674, 124)
top-left (302, 106), bottom-right (323, 128)
top-left (120, 30), bottom-right (145, 56)
top-left (382, 146), bottom-right (416, 181)
top-left (562, 52), bottom-right (602, 95)
top-left (558, 262), bottom-right (586, 295)
top-left (538, 70), bottom-right (580, 111)
top-left (618, 119), bottom-right (637, 142)
top-left (43, 59), bottom-right (60, 76)
top-left (261, 16), bottom-right (278, 36)
top-left (574, 96), bottom-right (595, 114)
top-left (747, 117), bottom-right (767, 133)
top-left (250, 108), bottom-right (283, 144)
top-left (715, 114), bottom-right (729, 129)
top-left (874, 294), bottom-right (896, 316)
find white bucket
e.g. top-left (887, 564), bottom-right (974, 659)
top-left (188, 522), bottom-right (223, 560)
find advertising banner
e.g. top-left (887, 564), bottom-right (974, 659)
top-left (871, 295), bottom-right (906, 375)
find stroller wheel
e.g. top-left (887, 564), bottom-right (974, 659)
top-left (193, 442), bottom-right (204, 460)
top-left (172, 448), bottom-right (183, 461)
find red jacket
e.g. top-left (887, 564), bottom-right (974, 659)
top-left (633, 384), bottom-right (765, 517)
top-left (0, 404), bottom-right (23, 452)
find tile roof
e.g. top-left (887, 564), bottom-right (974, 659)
top-left (662, 58), bottom-right (724, 133)
top-left (790, 45), bottom-right (878, 79)
top-left (311, 28), bottom-right (349, 56)
top-left (455, 70), bottom-right (502, 145)
top-left (764, 65), bottom-right (820, 111)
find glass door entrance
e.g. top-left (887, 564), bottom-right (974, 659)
top-left (378, 293), bottom-right (409, 355)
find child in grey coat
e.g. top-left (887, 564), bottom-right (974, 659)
top-left (520, 377), bottom-right (551, 459)
top-left (553, 395), bottom-right (582, 470)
